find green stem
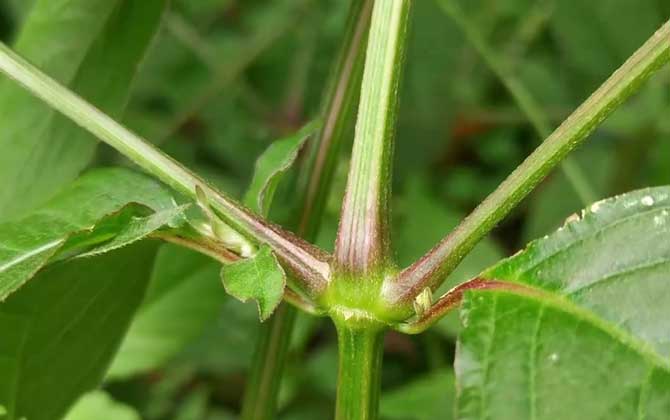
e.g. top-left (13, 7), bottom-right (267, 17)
top-left (334, 0), bottom-right (412, 275)
top-left (334, 322), bottom-right (385, 420)
top-left (0, 40), bottom-right (331, 295)
top-left (241, 2), bottom-right (373, 419)
top-left (384, 20), bottom-right (670, 310)
top-left (241, 304), bottom-right (297, 420)
top-left (439, 0), bottom-right (596, 204)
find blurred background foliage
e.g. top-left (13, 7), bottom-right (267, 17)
top-left (0, 0), bottom-right (668, 419)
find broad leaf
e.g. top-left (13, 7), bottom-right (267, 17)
top-left (243, 120), bottom-right (318, 215)
top-left (456, 290), bottom-right (670, 420)
top-left (64, 391), bottom-right (140, 420)
top-left (0, 168), bottom-right (183, 300)
top-left (221, 245), bottom-right (286, 321)
top-left (108, 245), bottom-right (224, 380)
top-left (0, 243), bottom-right (156, 420)
top-left (482, 187), bottom-right (670, 356)
top-left (0, 0), bottom-right (167, 219)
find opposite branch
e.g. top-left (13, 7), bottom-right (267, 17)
top-left (0, 41), bottom-right (331, 296)
top-left (384, 20), bottom-right (670, 309)
top-left (334, 0), bottom-right (412, 276)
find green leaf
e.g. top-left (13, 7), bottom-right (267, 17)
top-left (482, 187), bottom-right (670, 356)
top-left (0, 243), bottom-right (156, 420)
top-left (243, 120), bottom-right (319, 215)
top-left (64, 391), bottom-right (140, 420)
top-left (108, 245), bottom-right (225, 380)
top-left (0, 168), bottom-right (182, 301)
top-left (221, 245), bottom-right (286, 321)
top-left (380, 370), bottom-right (455, 420)
top-left (456, 290), bottom-right (670, 420)
top-left (0, 0), bottom-right (167, 219)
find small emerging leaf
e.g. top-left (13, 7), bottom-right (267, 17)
top-left (243, 120), bottom-right (319, 215)
top-left (221, 245), bottom-right (286, 321)
top-left (195, 185), bottom-right (255, 257)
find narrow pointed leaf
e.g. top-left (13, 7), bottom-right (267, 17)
top-left (456, 290), bottom-right (670, 420)
top-left (221, 245), bottom-right (286, 321)
top-left (0, 0), bottom-right (167, 218)
top-left (481, 187), bottom-right (670, 356)
top-left (0, 243), bottom-right (156, 420)
top-left (244, 120), bottom-right (319, 215)
top-left (0, 168), bottom-right (183, 300)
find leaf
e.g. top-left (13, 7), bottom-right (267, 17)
top-left (0, 0), bottom-right (167, 219)
top-left (0, 167), bottom-right (182, 301)
top-left (0, 243), bottom-right (156, 420)
top-left (108, 245), bottom-right (225, 380)
top-left (482, 187), bottom-right (670, 356)
top-left (221, 245), bottom-right (286, 321)
top-left (64, 391), bottom-right (140, 420)
top-left (456, 290), bottom-right (670, 420)
top-left (243, 120), bottom-right (319, 215)
top-left (380, 370), bottom-right (455, 420)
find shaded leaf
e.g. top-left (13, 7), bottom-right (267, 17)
top-left (108, 245), bottom-right (224, 380)
top-left (243, 120), bottom-right (319, 215)
top-left (0, 243), bottom-right (156, 420)
top-left (221, 245), bottom-right (286, 321)
top-left (381, 370), bottom-right (455, 420)
top-left (0, 168), bottom-right (182, 300)
top-left (482, 187), bottom-right (670, 356)
top-left (0, 0), bottom-right (167, 219)
top-left (456, 290), bottom-right (670, 420)
top-left (64, 391), bottom-right (140, 420)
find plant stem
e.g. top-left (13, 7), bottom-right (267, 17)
top-left (384, 20), bottom-right (670, 310)
top-left (439, 0), bottom-right (596, 204)
top-left (334, 0), bottom-right (411, 276)
top-left (240, 2), bottom-right (372, 419)
top-left (334, 322), bottom-right (385, 420)
top-left (296, 0), bottom-right (373, 240)
top-left (241, 304), bottom-right (297, 420)
top-left (0, 40), bottom-right (331, 296)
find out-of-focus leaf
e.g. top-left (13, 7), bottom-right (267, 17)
top-left (221, 245), bottom-right (286, 321)
top-left (484, 187), bottom-right (670, 356)
top-left (456, 290), bottom-right (670, 420)
top-left (0, 168), bottom-right (182, 300)
top-left (0, 243), bottom-right (156, 420)
top-left (108, 245), bottom-right (224, 380)
top-left (0, 0), bottom-right (167, 219)
top-left (244, 120), bottom-right (319, 215)
top-left (381, 370), bottom-right (455, 420)
top-left (550, 0), bottom-right (664, 91)
top-left (64, 391), bottom-right (140, 420)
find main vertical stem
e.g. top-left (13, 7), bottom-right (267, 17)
top-left (335, 323), bottom-right (385, 420)
top-left (240, 2), bottom-right (373, 419)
